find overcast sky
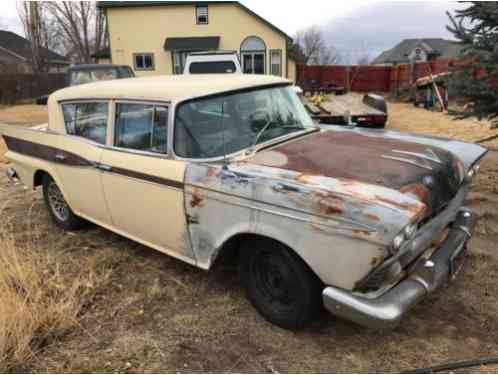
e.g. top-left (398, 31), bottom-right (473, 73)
top-left (0, 0), bottom-right (463, 63)
top-left (0, 0), bottom-right (462, 36)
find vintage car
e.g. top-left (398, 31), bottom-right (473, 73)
top-left (0, 75), bottom-right (487, 330)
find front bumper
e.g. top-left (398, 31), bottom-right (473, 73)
top-left (322, 209), bottom-right (476, 330)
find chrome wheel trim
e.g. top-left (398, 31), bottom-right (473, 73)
top-left (47, 181), bottom-right (70, 222)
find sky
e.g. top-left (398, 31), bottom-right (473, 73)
top-left (0, 0), bottom-right (463, 62)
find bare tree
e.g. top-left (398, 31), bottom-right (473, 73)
top-left (17, 2), bottom-right (48, 72)
top-left (295, 26), bottom-right (341, 65)
top-left (45, 2), bottom-right (107, 63)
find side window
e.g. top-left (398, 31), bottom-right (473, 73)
top-left (270, 50), bottom-right (282, 76)
top-left (62, 102), bottom-right (108, 144)
top-left (114, 103), bottom-right (168, 154)
top-left (133, 53), bottom-right (154, 71)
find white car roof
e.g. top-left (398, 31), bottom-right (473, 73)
top-left (49, 74), bottom-right (289, 103)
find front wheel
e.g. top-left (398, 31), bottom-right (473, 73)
top-left (239, 239), bottom-right (322, 329)
top-left (42, 175), bottom-right (86, 230)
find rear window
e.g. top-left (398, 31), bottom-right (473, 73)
top-left (69, 69), bottom-right (118, 86)
top-left (189, 61), bottom-right (236, 74)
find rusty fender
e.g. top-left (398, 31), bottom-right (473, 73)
top-left (184, 162), bottom-right (424, 290)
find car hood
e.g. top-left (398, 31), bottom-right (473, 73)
top-left (246, 129), bottom-right (479, 218)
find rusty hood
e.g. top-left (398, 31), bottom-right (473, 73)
top-left (246, 130), bottom-right (466, 217)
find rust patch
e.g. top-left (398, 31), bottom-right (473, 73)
top-left (365, 213), bottom-right (380, 222)
top-left (315, 191), bottom-right (345, 215)
top-left (353, 229), bottom-right (372, 237)
top-left (374, 195), bottom-right (424, 215)
top-left (190, 188), bottom-right (204, 208)
top-left (295, 174), bottom-right (314, 184)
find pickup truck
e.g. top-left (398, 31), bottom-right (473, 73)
top-left (36, 64), bottom-right (135, 104)
top-left (1, 75), bottom-right (487, 330)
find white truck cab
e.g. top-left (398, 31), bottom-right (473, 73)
top-left (183, 50), bottom-right (242, 74)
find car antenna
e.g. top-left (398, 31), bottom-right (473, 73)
top-left (221, 101), bottom-right (229, 170)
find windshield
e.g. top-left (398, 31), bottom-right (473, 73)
top-left (174, 85), bottom-right (316, 159)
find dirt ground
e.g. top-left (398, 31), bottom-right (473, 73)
top-left (1, 102), bottom-right (498, 373)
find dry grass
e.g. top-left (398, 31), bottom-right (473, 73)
top-left (0, 105), bottom-right (48, 126)
top-left (387, 102), bottom-right (498, 148)
top-left (0, 219), bottom-right (111, 373)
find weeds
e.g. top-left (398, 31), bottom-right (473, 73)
top-left (0, 219), bottom-right (110, 372)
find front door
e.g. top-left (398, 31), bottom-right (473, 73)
top-left (99, 101), bottom-right (195, 263)
top-left (242, 52), bottom-right (265, 74)
top-left (56, 100), bottom-right (112, 225)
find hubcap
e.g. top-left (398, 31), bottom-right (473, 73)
top-left (47, 182), bottom-right (69, 222)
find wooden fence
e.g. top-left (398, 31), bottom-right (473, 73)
top-left (0, 73), bottom-right (66, 104)
top-left (296, 59), bottom-right (454, 95)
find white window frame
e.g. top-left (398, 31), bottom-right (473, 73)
top-left (270, 49), bottom-right (282, 76)
top-left (196, 5), bottom-right (208, 25)
top-left (133, 53), bottom-right (155, 71)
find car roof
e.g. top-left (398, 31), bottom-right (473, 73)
top-left (68, 64), bottom-right (131, 71)
top-left (50, 74), bottom-right (290, 103)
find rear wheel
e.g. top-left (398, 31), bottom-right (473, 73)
top-left (239, 239), bottom-right (322, 329)
top-left (42, 175), bottom-right (86, 230)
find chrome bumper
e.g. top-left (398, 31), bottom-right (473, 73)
top-left (323, 209), bottom-right (477, 330)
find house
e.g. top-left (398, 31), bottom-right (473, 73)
top-left (372, 38), bottom-right (463, 65)
top-left (96, 1), bottom-right (297, 81)
top-left (0, 30), bottom-right (69, 73)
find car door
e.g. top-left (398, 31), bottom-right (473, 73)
top-left (99, 101), bottom-right (196, 264)
top-left (56, 100), bottom-right (112, 226)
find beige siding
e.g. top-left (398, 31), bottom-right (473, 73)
top-left (106, 3), bottom-right (290, 77)
top-left (287, 58), bottom-right (297, 83)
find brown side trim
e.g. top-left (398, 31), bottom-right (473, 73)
top-left (2, 135), bottom-right (93, 167)
top-left (2, 135), bottom-right (184, 190)
top-left (108, 165), bottom-right (184, 189)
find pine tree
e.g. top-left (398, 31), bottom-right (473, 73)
top-left (446, 2), bottom-right (498, 127)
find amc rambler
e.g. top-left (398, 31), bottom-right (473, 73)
top-left (0, 75), bottom-right (487, 330)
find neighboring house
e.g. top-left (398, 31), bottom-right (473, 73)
top-left (97, 1), bottom-right (297, 81)
top-left (0, 30), bottom-right (69, 73)
top-left (372, 38), bottom-right (463, 65)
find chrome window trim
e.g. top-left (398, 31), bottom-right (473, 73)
top-left (59, 99), bottom-right (110, 145)
top-left (110, 99), bottom-right (171, 158)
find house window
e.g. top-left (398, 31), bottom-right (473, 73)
top-left (240, 36), bottom-right (266, 75)
top-left (196, 5), bottom-right (208, 24)
top-left (270, 50), bottom-right (282, 76)
top-left (173, 51), bottom-right (188, 75)
top-left (62, 102), bottom-right (108, 145)
top-left (133, 53), bottom-right (154, 71)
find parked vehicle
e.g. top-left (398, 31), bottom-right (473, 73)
top-left (36, 64), bottom-right (135, 105)
top-left (183, 51), bottom-right (242, 74)
top-left (1, 75), bottom-right (486, 330)
top-left (303, 92), bottom-right (389, 128)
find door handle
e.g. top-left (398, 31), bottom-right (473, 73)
top-left (55, 153), bottom-right (66, 161)
top-left (97, 163), bottom-right (112, 172)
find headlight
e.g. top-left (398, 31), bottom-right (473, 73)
top-left (391, 222), bottom-right (418, 254)
top-left (392, 233), bottom-right (405, 250)
top-left (404, 223), bottom-right (417, 239)
top-left (465, 164), bottom-right (480, 182)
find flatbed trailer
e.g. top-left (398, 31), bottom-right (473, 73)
top-left (303, 93), bottom-right (388, 128)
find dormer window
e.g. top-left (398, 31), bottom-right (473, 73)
top-left (196, 5), bottom-right (208, 24)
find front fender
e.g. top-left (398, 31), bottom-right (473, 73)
top-left (185, 162), bottom-right (392, 289)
